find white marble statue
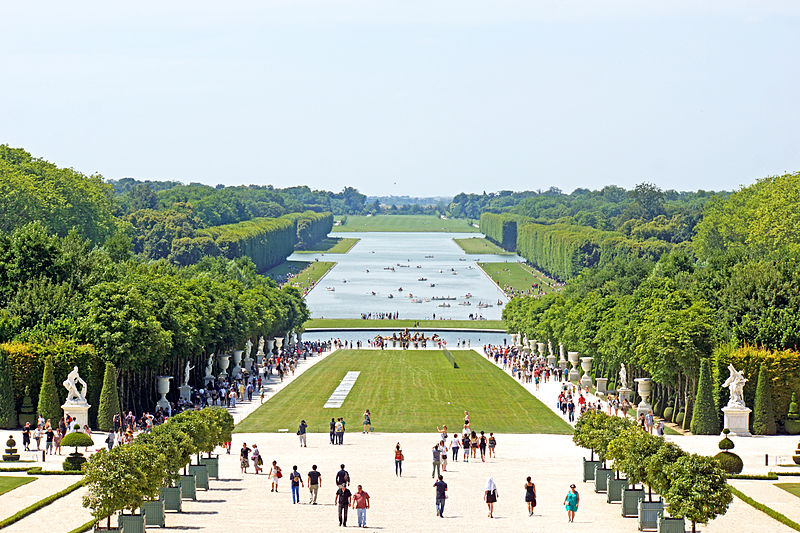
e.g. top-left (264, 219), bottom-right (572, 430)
top-left (183, 361), bottom-right (195, 386)
top-left (63, 366), bottom-right (88, 404)
top-left (257, 336), bottom-right (266, 356)
top-left (548, 340), bottom-right (554, 356)
top-left (722, 364), bottom-right (748, 408)
top-left (204, 353), bottom-right (215, 379)
top-left (246, 339), bottom-right (253, 358)
top-left (619, 364), bottom-right (628, 390)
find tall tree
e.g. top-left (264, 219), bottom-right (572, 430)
top-left (690, 359), bottom-right (719, 435)
top-left (37, 355), bottom-right (62, 422)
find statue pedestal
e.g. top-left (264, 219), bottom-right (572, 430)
top-left (617, 387), bottom-right (631, 402)
top-left (595, 378), bottom-right (608, 396)
top-left (179, 385), bottom-right (192, 402)
top-left (62, 402), bottom-right (91, 430)
top-left (722, 406), bottom-right (752, 437)
top-left (636, 401), bottom-right (652, 419)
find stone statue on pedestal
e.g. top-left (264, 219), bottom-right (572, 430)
top-left (619, 364), bottom-right (628, 390)
top-left (183, 361), bottom-right (195, 387)
top-left (246, 339), bottom-right (253, 359)
top-left (63, 367), bottom-right (88, 404)
top-left (722, 364), bottom-right (748, 408)
top-left (257, 336), bottom-right (266, 356)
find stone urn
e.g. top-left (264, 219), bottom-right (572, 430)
top-left (529, 340), bottom-right (536, 352)
top-left (156, 376), bottom-right (173, 411)
top-left (275, 337), bottom-right (284, 354)
top-left (558, 343), bottom-right (567, 370)
top-left (635, 377), bottom-right (652, 417)
top-left (217, 354), bottom-right (231, 379)
top-left (580, 357), bottom-right (594, 389)
top-left (537, 342), bottom-right (546, 358)
top-left (231, 350), bottom-right (243, 378)
top-left (568, 351), bottom-right (581, 381)
top-left (266, 339), bottom-right (275, 355)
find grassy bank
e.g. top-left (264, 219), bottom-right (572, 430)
top-left (295, 237), bottom-right (360, 254)
top-left (0, 476), bottom-right (34, 496)
top-left (303, 318), bottom-right (506, 330)
top-left (478, 261), bottom-right (559, 294)
top-left (235, 349), bottom-right (572, 434)
top-left (333, 215), bottom-right (475, 233)
top-left (266, 260), bottom-right (336, 294)
top-left (453, 237), bottom-right (514, 254)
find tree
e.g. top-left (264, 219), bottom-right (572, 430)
top-left (690, 358), bottom-right (719, 435)
top-left (606, 426), bottom-right (662, 489)
top-left (664, 454), bottom-right (732, 533)
top-left (37, 355), bottom-right (61, 422)
top-left (752, 363), bottom-right (776, 435)
top-left (0, 350), bottom-right (16, 428)
top-left (97, 362), bottom-right (120, 432)
top-left (645, 441), bottom-right (687, 496)
top-left (632, 182), bottom-right (665, 220)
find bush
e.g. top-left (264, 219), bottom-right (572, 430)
top-left (37, 355), bottom-right (62, 422)
top-left (753, 364), bottom-right (776, 435)
top-left (714, 451), bottom-right (743, 474)
top-left (63, 453), bottom-right (87, 472)
top-left (96, 362), bottom-right (120, 432)
top-left (691, 359), bottom-right (719, 435)
top-left (675, 411), bottom-right (685, 426)
top-left (61, 432), bottom-right (93, 448)
top-left (663, 406), bottom-right (674, 421)
top-left (785, 393), bottom-right (800, 435)
top-left (664, 454), bottom-right (732, 532)
top-left (0, 350), bottom-right (17, 428)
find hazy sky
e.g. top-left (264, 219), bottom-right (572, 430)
top-left (2, 1), bottom-right (799, 195)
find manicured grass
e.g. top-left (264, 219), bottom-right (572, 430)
top-left (333, 215), bottom-right (475, 233)
top-left (265, 261), bottom-right (336, 294)
top-left (729, 485), bottom-right (800, 531)
top-left (776, 483), bottom-right (800, 499)
top-left (453, 237), bottom-right (514, 255)
top-left (0, 476), bottom-right (34, 495)
top-left (303, 318), bottom-right (506, 330)
top-left (295, 237), bottom-right (360, 254)
top-left (236, 349), bottom-right (572, 434)
top-left (478, 261), bottom-right (558, 294)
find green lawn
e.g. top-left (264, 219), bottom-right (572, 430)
top-left (303, 318), bottom-right (506, 330)
top-left (453, 237), bottom-right (514, 255)
top-left (775, 483), bottom-right (800, 499)
top-left (0, 476), bottom-right (34, 496)
top-left (295, 237), bottom-right (359, 254)
top-left (478, 262), bottom-right (558, 294)
top-left (235, 349), bottom-right (572, 434)
top-left (265, 261), bottom-right (336, 294)
top-left (333, 215), bottom-right (475, 233)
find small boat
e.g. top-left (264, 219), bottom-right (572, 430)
top-left (411, 298), bottom-right (423, 303)
top-left (437, 303), bottom-right (451, 308)
top-left (430, 283), bottom-right (436, 287)
top-left (365, 269), bottom-right (369, 273)
top-left (388, 294), bottom-right (394, 299)
top-left (458, 301), bottom-right (471, 306)
top-left (425, 255), bottom-right (434, 258)
top-left (418, 277), bottom-right (427, 281)
top-left (432, 296), bottom-right (457, 301)
top-left (326, 287), bottom-right (335, 292)
top-left (398, 287), bottom-right (403, 292)
top-left (416, 265), bottom-right (422, 268)
top-left (452, 271), bottom-right (457, 275)
top-left (477, 302), bottom-right (493, 308)
top-left (459, 258), bottom-right (466, 261)
top-left (464, 293), bottom-right (473, 299)
top-left (342, 280), bottom-right (347, 283)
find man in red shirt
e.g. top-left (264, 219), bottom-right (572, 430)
top-left (352, 485), bottom-right (370, 528)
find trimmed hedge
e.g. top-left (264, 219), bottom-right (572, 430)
top-left (97, 362), bottom-right (120, 432)
top-left (479, 213), bottom-right (523, 251)
top-left (691, 359), bottom-right (719, 435)
top-left (753, 363), bottom-right (777, 435)
top-left (282, 211), bottom-right (334, 249)
top-left (37, 355), bottom-right (62, 423)
top-left (0, 350), bottom-right (16, 428)
top-left (197, 216), bottom-right (296, 272)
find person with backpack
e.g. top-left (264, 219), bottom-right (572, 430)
top-left (290, 465), bottom-right (304, 504)
top-left (336, 464), bottom-right (350, 487)
top-left (298, 420), bottom-right (308, 447)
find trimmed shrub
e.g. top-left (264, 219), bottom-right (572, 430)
top-left (61, 432), bottom-right (94, 472)
top-left (753, 364), bottom-right (777, 435)
top-left (785, 393), bottom-right (800, 435)
top-left (96, 362), bottom-right (120, 432)
top-left (675, 411), bottom-right (685, 426)
top-left (663, 406), bottom-right (674, 421)
top-left (691, 359), bottom-right (719, 435)
top-left (37, 356), bottom-right (61, 422)
top-left (0, 350), bottom-right (17, 428)
top-left (714, 451), bottom-right (743, 474)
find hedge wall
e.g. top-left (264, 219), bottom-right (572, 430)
top-left (198, 216), bottom-right (297, 272)
top-left (0, 341), bottom-right (103, 427)
top-left (479, 213), bottom-right (522, 251)
top-left (712, 344), bottom-right (800, 433)
top-left (281, 211), bottom-right (334, 247)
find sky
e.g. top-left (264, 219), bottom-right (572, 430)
top-left (2, 1), bottom-right (799, 196)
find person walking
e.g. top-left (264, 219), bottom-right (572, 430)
top-left (450, 433), bottom-right (460, 461)
top-left (269, 460), bottom-right (282, 492)
top-left (335, 483), bottom-right (352, 527)
top-left (240, 443), bottom-right (251, 474)
top-left (329, 418), bottom-right (336, 445)
top-left (290, 465), bottom-right (304, 504)
top-left (252, 444), bottom-right (262, 474)
top-left (564, 484), bottom-right (579, 522)
top-left (432, 444), bottom-right (442, 478)
top-left (434, 474), bottom-right (447, 517)
top-left (308, 465), bottom-right (322, 504)
top-left (335, 418), bottom-right (345, 445)
top-left (479, 431), bottom-right (487, 462)
top-left (362, 410), bottom-right (371, 434)
top-left (298, 420), bottom-right (308, 447)
top-left (394, 443), bottom-right (404, 477)
top-left (336, 464), bottom-right (350, 488)
top-left (440, 440), bottom-right (448, 471)
top-left (461, 432), bottom-right (470, 462)
top-left (352, 485), bottom-right (370, 527)
top-left (470, 431), bottom-right (479, 460)
top-left (484, 477), bottom-right (498, 518)
top-left (525, 476), bottom-right (536, 516)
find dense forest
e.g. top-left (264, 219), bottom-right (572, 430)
top-left (503, 172), bottom-right (800, 435)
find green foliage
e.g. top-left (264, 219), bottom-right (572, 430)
top-left (63, 453), bottom-right (87, 472)
top-left (136, 424), bottom-right (193, 485)
top-left (663, 406), bottom-right (674, 421)
top-left (0, 349), bottom-right (16, 428)
top-left (728, 485), bottom-right (800, 533)
top-left (37, 356), bottom-right (61, 422)
top-left (479, 213), bottom-right (522, 251)
top-left (691, 359), bottom-right (719, 435)
top-left (573, 411), bottom-right (636, 461)
top-left (664, 454), bottom-right (732, 529)
top-left (196, 216), bottom-right (297, 272)
top-left (714, 451), bottom-right (743, 474)
top-left (96, 362), bottom-right (120, 432)
top-left (645, 441), bottom-right (687, 496)
top-left (753, 363), bottom-right (777, 435)
top-left (606, 426), bottom-right (663, 485)
top-left (61, 432), bottom-right (94, 448)
top-left (718, 436), bottom-right (734, 451)
top-left (675, 411), bottom-right (685, 426)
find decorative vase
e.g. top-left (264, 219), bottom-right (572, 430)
top-left (580, 357), bottom-right (594, 389)
top-left (216, 355), bottom-right (231, 379)
top-left (231, 350), bottom-right (243, 378)
top-left (266, 339), bottom-right (275, 355)
top-left (156, 376), bottom-right (172, 411)
top-left (635, 377), bottom-right (652, 417)
top-left (568, 352), bottom-right (581, 382)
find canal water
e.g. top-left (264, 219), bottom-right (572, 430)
top-left (288, 232), bottom-right (524, 320)
top-left (300, 329), bottom-right (510, 347)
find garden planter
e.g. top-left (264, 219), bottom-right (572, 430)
top-left (189, 464), bottom-right (209, 490)
top-left (594, 467), bottom-right (613, 493)
top-left (657, 516), bottom-right (685, 533)
top-left (200, 456), bottom-right (219, 479)
top-left (583, 458), bottom-right (601, 482)
top-left (160, 486), bottom-right (182, 512)
top-left (637, 500), bottom-right (664, 530)
top-left (621, 487), bottom-right (645, 517)
top-left (607, 478), bottom-right (628, 503)
top-left (142, 500), bottom-right (166, 527)
top-left (180, 474), bottom-right (196, 500)
top-left (118, 513), bottom-right (145, 533)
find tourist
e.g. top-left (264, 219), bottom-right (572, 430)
top-left (450, 433), bottom-right (460, 461)
top-left (330, 417), bottom-right (336, 445)
top-left (655, 420), bottom-right (665, 436)
top-left (432, 443), bottom-right (442, 478)
top-left (484, 477), bottom-right (498, 518)
top-left (308, 465), bottom-right (322, 504)
top-left (436, 424), bottom-right (448, 443)
top-left (335, 483), bottom-right (352, 527)
top-left (240, 443), bottom-right (251, 474)
top-left (568, 400), bottom-right (575, 422)
top-left (33, 426), bottom-right (42, 450)
top-left (336, 464), bottom-right (350, 487)
top-left (564, 484), bottom-right (579, 522)
top-left (290, 465), bottom-right (304, 504)
top-left (352, 484), bottom-right (370, 527)
top-left (105, 431), bottom-right (114, 450)
top-left (394, 443), bottom-right (404, 476)
top-left (464, 410), bottom-right (471, 428)
top-left (470, 431), bottom-right (478, 459)
top-left (269, 460), bottom-right (281, 492)
top-left (252, 445), bottom-right (262, 474)
top-left (335, 418), bottom-right (345, 445)
top-left (53, 429), bottom-right (62, 455)
top-left (440, 440), bottom-right (448, 471)
top-left (462, 432), bottom-right (470, 462)
top-left (362, 410), bottom-right (371, 434)
top-left (525, 476), bottom-right (536, 516)
top-left (298, 419), bottom-right (308, 447)
top-left (434, 474), bottom-right (447, 517)
top-left (479, 431), bottom-right (487, 462)
top-left (45, 425), bottom-right (54, 454)
top-left (488, 433), bottom-right (497, 458)
top-left (645, 410), bottom-right (654, 434)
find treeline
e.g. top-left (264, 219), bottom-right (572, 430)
top-left (503, 172), bottom-right (800, 434)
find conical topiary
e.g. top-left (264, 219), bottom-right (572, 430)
top-left (752, 364), bottom-right (776, 435)
top-left (691, 359), bottom-right (719, 435)
top-left (37, 355), bottom-right (62, 423)
top-left (0, 351), bottom-right (16, 429)
top-left (714, 428), bottom-right (743, 474)
top-left (97, 362), bottom-right (120, 432)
